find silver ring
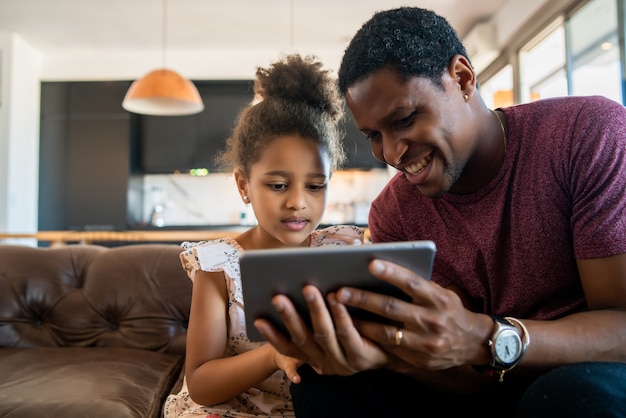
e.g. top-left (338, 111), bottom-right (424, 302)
top-left (394, 329), bottom-right (404, 346)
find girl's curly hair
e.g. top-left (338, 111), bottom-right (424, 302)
top-left (217, 54), bottom-right (346, 174)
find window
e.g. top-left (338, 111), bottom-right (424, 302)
top-left (482, 0), bottom-right (625, 105)
top-left (569, 0), bottom-right (622, 102)
top-left (481, 64), bottom-right (514, 109)
top-left (519, 24), bottom-right (567, 102)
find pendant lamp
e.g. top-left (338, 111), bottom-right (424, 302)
top-left (122, 0), bottom-right (204, 116)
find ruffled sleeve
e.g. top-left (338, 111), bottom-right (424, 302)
top-left (179, 237), bottom-right (242, 281)
top-left (309, 225), bottom-right (365, 247)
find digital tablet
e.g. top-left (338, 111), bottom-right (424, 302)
top-left (240, 240), bottom-right (436, 341)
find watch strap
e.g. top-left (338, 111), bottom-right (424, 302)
top-left (505, 316), bottom-right (530, 362)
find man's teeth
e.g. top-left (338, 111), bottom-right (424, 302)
top-left (405, 154), bottom-right (432, 174)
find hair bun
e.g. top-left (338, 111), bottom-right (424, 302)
top-left (255, 54), bottom-right (343, 122)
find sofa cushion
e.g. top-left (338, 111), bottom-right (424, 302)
top-left (0, 243), bottom-right (193, 417)
top-left (0, 244), bottom-right (191, 355)
top-left (0, 346), bottom-right (183, 418)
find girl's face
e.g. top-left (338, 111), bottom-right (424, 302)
top-left (239, 135), bottom-right (330, 248)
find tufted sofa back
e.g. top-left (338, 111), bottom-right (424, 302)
top-left (0, 244), bottom-right (192, 355)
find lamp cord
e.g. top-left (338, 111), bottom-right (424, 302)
top-left (162, 0), bottom-right (167, 69)
top-left (289, 0), bottom-right (294, 50)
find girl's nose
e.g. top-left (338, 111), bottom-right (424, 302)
top-left (286, 190), bottom-right (306, 210)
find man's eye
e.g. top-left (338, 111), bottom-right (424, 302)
top-left (366, 131), bottom-right (381, 142)
top-left (395, 112), bottom-right (416, 129)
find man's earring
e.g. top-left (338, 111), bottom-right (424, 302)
top-left (463, 94), bottom-right (469, 102)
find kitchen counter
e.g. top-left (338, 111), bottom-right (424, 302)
top-left (0, 229), bottom-right (245, 247)
top-left (1, 224), bottom-right (369, 247)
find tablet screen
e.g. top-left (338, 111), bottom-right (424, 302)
top-left (240, 240), bottom-right (436, 341)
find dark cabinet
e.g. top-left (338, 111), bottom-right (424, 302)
top-left (135, 80), bottom-right (255, 173)
top-left (38, 81), bottom-right (132, 231)
top-left (340, 109), bottom-right (386, 169)
top-left (134, 80), bottom-right (385, 173)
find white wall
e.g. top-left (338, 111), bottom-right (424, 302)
top-left (0, 34), bottom-right (8, 232)
top-left (0, 33), bottom-right (41, 236)
top-left (141, 169), bottom-right (392, 227)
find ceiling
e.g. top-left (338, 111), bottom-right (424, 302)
top-left (0, 0), bottom-right (509, 53)
top-left (0, 0), bottom-right (549, 80)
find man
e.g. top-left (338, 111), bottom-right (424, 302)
top-left (254, 7), bottom-right (626, 417)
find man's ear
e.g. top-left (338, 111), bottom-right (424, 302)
top-left (449, 54), bottom-right (476, 98)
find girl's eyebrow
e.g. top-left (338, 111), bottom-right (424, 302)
top-left (263, 171), bottom-right (328, 179)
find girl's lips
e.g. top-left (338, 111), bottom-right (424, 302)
top-left (282, 218), bottom-right (309, 231)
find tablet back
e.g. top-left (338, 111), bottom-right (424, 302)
top-left (240, 240), bottom-right (436, 341)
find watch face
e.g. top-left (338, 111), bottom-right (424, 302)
top-left (494, 329), bottom-right (522, 365)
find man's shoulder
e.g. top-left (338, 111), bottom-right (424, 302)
top-left (509, 95), bottom-right (622, 115)
top-left (505, 95), bottom-right (624, 141)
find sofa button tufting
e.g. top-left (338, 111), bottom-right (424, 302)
top-left (0, 243), bottom-right (193, 416)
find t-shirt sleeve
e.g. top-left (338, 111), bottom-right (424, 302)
top-left (179, 239), bottom-right (239, 282)
top-left (310, 225), bottom-right (365, 246)
top-left (568, 96), bottom-right (626, 258)
top-left (368, 173), bottom-right (412, 243)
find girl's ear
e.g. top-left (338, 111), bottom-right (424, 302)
top-left (234, 169), bottom-right (250, 203)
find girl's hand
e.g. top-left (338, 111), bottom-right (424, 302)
top-left (255, 285), bottom-right (390, 376)
top-left (274, 350), bottom-right (304, 384)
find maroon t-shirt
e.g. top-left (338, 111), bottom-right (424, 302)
top-left (369, 95), bottom-right (626, 319)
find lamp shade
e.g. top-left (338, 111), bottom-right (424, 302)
top-left (122, 69), bottom-right (204, 116)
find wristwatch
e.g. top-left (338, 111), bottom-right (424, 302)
top-left (478, 315), bottom-right (529, 382)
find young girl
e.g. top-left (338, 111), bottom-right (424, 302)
top-left (163, 54), bottom-right (364, 418)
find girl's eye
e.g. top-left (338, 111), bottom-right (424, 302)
top-left (307, 183), bottom-right (327, 192)
top-left (268, 183), bottom-right (287, 191)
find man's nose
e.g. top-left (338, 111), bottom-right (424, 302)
top-left (380, 132), bottom-right (408, 167)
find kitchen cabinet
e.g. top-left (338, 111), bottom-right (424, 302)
top-left (135, 81), bottom-right (385, 173)
top-left (38, 81), bottom-right (132, 231)
top-left (340, 108), bottom-right (386, 169)
top-left (135, 80), bottom-right (255, 173)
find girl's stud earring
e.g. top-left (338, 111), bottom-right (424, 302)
top-left (463, 94), bottom-right (469, 102)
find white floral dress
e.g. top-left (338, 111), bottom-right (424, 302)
top-left (163, 225), bottom-right (364, 418)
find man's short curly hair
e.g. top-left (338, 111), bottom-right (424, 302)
top-left (338, 7), bottom-right (471, 94)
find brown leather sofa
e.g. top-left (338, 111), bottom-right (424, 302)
top-left (0, 244), bottom-right (192, 418)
